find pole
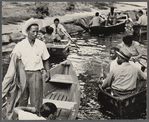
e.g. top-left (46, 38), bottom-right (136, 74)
top-left (61, 29), bottom-right (80, 48)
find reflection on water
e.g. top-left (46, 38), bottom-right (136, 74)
top-left (2, 31), bottom-right (147, 119)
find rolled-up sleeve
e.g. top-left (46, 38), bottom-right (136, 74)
top-left (42, 43), bottom-right (50, 60)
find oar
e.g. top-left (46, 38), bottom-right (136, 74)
top-left (61, 29), bottom-right (80, 48)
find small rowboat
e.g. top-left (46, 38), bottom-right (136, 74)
top-left (89, 20), bottom-right (126, 35)
top-left (46, 39), bottom-right (71, 63)
top-left (43, 60), bottom-right (80, 120)
top-left (98, 81), bottom-right (147, 119)
top-left (2, 60), bottom-right (80, 120)
top-left (89, 15), bottom-right (127, 35)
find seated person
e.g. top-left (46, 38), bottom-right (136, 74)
top-left (105, 7), bottom-right (117, 26)
top-left (118, 35), bottom-right (145, 71)
top-left (44, 26), bottom-right (55, 43)
top-left (50, 18), bottom-right (67, 40)
top-left (89, 12), bottom-right (104, 27)
top-left (12, 102), bottom-right (57, 120)
top-left (132, 10), bottom-right (147, 41)
top-left (99, 48), bottom-right (146, 97)
top-left (103, 47), bottom-right (120, 78)
top-left (109, 47), bottom-right (120, 72)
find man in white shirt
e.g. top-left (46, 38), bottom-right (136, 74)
top-left (11, 18), bottom-right (51, 115)
top-left (134, 10), bottom-right (147, 26)
top-left (100, 48), bottom-right (146, 97)
top-left (50, 18), bottom-right (67, 41)
top-left (89, 12), bottom-right (104, 27)
top-left (132, 10), bottom-right (147, 41)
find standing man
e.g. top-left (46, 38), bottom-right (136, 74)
top-left (89, 12), bottom-right (104, 27)
top-left (10, 18), bottom-right (50, 115)
top-left (50, 18), bottom-right (67, 41)
top-left (133, 10), bottom-right (147, 41)
top-left (99, 48), bottom-right (146, 96)
top-left (134, 10), bottom-right (147, 26)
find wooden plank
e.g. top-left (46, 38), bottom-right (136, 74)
top-left (62, 95), bottom-right (67, 101)
top-left (45, 93), bottom-right (53, 99)
top-left (43, 99), bottom-right (77, 110)
top-left (50, 93), bottom-right (56, 100)
top-left (54, 93), bottom-right (60, 100)
top-left (50, 74), bottom-right (73, 84)
top-left (58, 94), bottom-right (64, 101)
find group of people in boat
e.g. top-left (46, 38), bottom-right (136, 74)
top-left (2, 8), bottom-right (147, 120)
top-left (98, 35), bottom-right (147, 97)
top-left (89, 7), bottom-right (147, 28)
top-left (89, 7), bottom-right (117, 27)
top-left (39, 18), bottom-right (68, 44)
top-left (2, 18), bottom-right (68, 120)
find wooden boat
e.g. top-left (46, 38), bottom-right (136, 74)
top-left (43, 60), bottom-right (80, 120)
top-left (89, 16), bottom-right (127, 35)
top-left (98, 82), bottom-right (147, 119)
top-left (46, 39), bottom-right (71, 62)
top-left (2, 60), bottom-right (80, 120)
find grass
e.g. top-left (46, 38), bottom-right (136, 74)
top-left (2, 2), bottom-right (112, 25)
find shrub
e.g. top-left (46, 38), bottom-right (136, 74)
top-left (65, 2), bottom-right (75, 11)
top-left (34, 2), bottom-right (49, 18)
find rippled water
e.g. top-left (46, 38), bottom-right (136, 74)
top-left (2, 31), bottom-right (147, 119)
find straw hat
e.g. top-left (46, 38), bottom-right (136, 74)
top-left (22, 18), bottom-right (43, 36)
top-left (116, 48), bottom-right (132, 61)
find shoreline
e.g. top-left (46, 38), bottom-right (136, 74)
top-left (2, 3), bottom-right (147, 34)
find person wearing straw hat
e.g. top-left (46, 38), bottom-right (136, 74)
top-left (11, 18), bottom-right (51, 115)
top-left (99, 48), bottom-right (146, 97)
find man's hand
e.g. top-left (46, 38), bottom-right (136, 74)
top-left (45, 70), bottom-right (51, 83)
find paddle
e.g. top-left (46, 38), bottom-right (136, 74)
top-left (61, 29), bottom-right (80, 49)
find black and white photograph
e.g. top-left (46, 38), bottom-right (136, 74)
top-left (1, 1), bottom-right (147, 120)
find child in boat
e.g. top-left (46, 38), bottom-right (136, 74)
top-left (12, 102), bottom-right (57, 120)
top-left (100, 47), bottom-right (120, 80)
top-left (43, 26), bottom-right (62, 44)
top-left (43, 26), bottom-right (55, 44)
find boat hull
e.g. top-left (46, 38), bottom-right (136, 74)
top-left (46, 40), bottom-right (71, 62)
top-left (98, 85), bottom-right (146, 119)
top-left (89, 21), bottom-right (126, 35)
top-left (43, 60), bottom-right (80, 120)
